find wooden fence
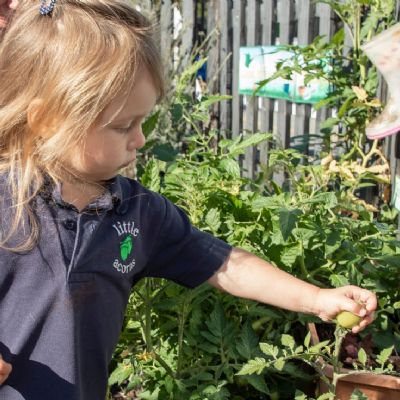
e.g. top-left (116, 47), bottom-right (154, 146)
top-left (154, 0), bottom-right (400, 225)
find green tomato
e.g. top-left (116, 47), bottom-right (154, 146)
top-left (336, 311), bottom-right (362, 329)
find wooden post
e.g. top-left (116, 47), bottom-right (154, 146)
top-left (232, 0), bottom-right (242, 140)
top-left (207, 0), bottom-right (220, 95)
top-left (243, 0), bottom-right (258, 179)
top-left (315, 3), bottom-right (333, 146)
top-left (180, 0), bottom-right (194, 69)
top-left (276, 0), bottom-right (293, 151)
top-left (160, 0), bottom-right (173, 72)
top-left (273, 0), bottom-right (294, 186)
top-left (294, 0), bottom-right (313, 155)
top-left (259, 0), bottom-right (275, 167)
top-left (219, 0), bottom-right (232, 137)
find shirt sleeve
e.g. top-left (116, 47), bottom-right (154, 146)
top-left (143, 195), bottom-right (232, 288)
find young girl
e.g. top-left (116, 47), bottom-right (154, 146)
top-left (0, 1), bottom-right (376, 398)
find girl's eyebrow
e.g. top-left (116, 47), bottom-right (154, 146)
top-left (113, 105), bottom-right (156, 123)
top-left (109, 113), bottom-right (147, 125)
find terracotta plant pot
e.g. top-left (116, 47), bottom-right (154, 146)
top-left (307, 323), bottom-right (400, 400)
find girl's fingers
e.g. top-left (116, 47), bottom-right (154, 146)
top-left (351, 313), bottom-right (375, 333)
top-left (344, 286), bottom-right (377, 312)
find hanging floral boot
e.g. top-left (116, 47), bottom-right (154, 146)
top-left (362, 23), bottom-right (400, 140)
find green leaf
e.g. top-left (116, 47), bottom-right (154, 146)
top-left (320, 117), bottom-right (339, 133)
top-left (350, 389), bottom-right (369, 400)
top-left (294, 390), bottom-right (308, 400)
top-left (371, 255), bottom-right (400, 268)
top-left (219, 158), bottom-right (241, 178)
top-left (206, 303), bottom-right (227, 338)
top-left (171, 103), bottom-right (183, 124)
top-left (281, 244), bottom-right (302, 268)
top-left (138, 387), bottom-right (161, 400)
top-left (236, 321), bottom-right (259, 359)
top-left (305, 192), bottom-right (338, 209)
top-left (331, 28), bottom-right (344, 46)
top-left (196, 372), bottom-right (214, 381)
top-left (199, 95), bottom-right (232, 108)
top-left (273, 359), bottom-right (285, 371)
top-left (358, 348), bottom-right (367, 366)
top-left (237, 357), bottom-right (267, 376)
top-left (108, 362), bottom-right (134, 386)
top-left (153, 143), bottom-right (178, 162)
top-left (251, 196), bottom-right (281, 212)
top-left (329, 274), bottom-right (350, 288)
top-left (310, 340), bottom-right (331, 353)
top-left (142, 111), bottom-right (160, 137)
top-left (126, 376), bottom-right (142, 392)
top-left (243, 374), bottom-right (270, 394)
top-left (376, 346), bottom-right (394, 366)
top-left (317, 393), bottom-right (335, 400)
top-left (281, 334), bottom-right (295, 350)
top-left (205, 208), bottom-right (221, 232)
top-left (259, 342), bottom-right (278, 358)
top-left (279, 209), bottom-right (300, 241)
top-left (228, 133), bottom-right (271, 156)
top-left (304, 332), bottom-right (311, 348)
top-left (200, 330), bottom-right (220, 345)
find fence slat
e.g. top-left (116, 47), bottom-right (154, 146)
top-left (243, 0), bottom-right (259, 179)
top-left (276, 0), bottom-right (293, 150)
top-left (259, 0), bottom-right (275, 166)
top-left (207, 0), bottom-right (220, 96)
top-left (179, 0), bottom-right (194, 68)
top-left (294, 0), bottom-right (312, 154)
top-left (314, 3), bottom-right (333, 145)
top-left (160, 0), bottom-right (173, 75)
top-left (231, 0), bottom-right (242, 140)
top-left (219, 0), bottom-right (231, 136)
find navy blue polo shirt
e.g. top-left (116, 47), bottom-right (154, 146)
top-left (0, 174), bottom-right (232, 400)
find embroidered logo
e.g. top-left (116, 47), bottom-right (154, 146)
top-left (120, 235), bottom-right (133, 261)
top-left (112, 221), bottom-right (139, 274)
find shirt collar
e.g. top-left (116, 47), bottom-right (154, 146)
top-left (40, 174), bottom-right (129, 213)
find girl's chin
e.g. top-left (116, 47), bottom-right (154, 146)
top-left (120, 159), bottom-right (136, 169)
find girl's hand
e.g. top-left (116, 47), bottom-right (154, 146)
top-left (313, 285), bottom-right (377, 333)
top-left (0, 354), bottom-right (12, 385)
top-left (0, 0), bottom-right (18, 28)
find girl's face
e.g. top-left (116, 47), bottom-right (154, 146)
top-left (67, 68), bottom-right (158, 182)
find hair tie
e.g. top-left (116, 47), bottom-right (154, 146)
top-left (40, 0), bottom-right (57, 16)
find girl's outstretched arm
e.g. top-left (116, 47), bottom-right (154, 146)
top-left (207, 247), bottom-right (377, 334)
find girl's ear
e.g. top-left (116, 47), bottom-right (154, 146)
top-left (27, 99), bottom-right (55, 138)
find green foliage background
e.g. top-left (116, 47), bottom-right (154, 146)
top-left (108, 1), bottom-right (400, 399)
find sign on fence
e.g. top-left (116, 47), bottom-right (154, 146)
top-left (392, 175), bottom-right (400, 211)
top-left (239, 46), bottom-right (331, 104)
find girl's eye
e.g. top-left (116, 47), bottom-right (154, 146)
top-left (115, 127), bottom-right (131, 134)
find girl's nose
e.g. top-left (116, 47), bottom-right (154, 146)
top-left (128, 128), bottom-right (146, 151)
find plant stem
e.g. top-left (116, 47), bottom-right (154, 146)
top-left (332, 326), bottom-right (346, 374)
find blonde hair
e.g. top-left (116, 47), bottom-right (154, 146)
top-left (0, 0), bottom-right (164, 252)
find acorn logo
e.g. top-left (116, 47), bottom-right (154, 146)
top-left (120, 235), bottom-right (133, 261)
